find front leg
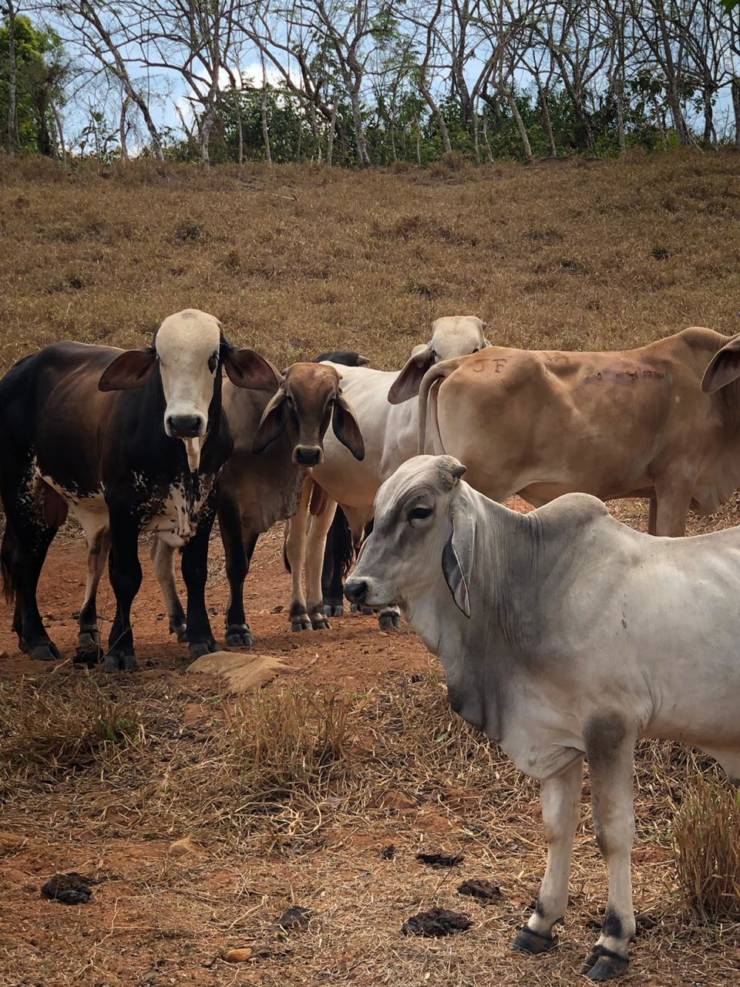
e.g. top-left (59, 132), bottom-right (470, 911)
top-left (514, 756), bottom-right (583, 955)
top-left (106, 512), bottom-right (142, 672)
top-left (181, 497), bottom-right (218, 660)
top-left (284, 481), bottom-right (313, 631)
top-left (304, 496), bottom-right (337, 630)
top-left (582, 716), bottom-right (636, 981)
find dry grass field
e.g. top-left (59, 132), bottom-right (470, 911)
top-left (0, 150), bottom-right (739, 986)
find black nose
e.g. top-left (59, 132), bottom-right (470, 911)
top-left (344, 579), bottom-right (368, 605)
top-left (295, 446), bottom-right (321, 466)
top-left (167, 414), bottom-right (202, 438)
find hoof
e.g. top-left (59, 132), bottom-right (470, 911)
top-left (75, 631), bottom-right (102, 666)
top-left (290, 611), bottom-right (312, 632)
top-left (323, 604), bottom-right (344, 618)
top-left (23, 640), bottom-right (61, 662)
top-left (512, 926), bottom-right (556, 956)
top-left (103, 652), bottom-right (138, 673)
top-left (310, 611), bottom-right (330, 630)
top-left (584, 948), bottom-right (629, 981)
top-left (225, 625), bottom-right (254, 650)
top-left (170, 620), bottom-right (188, 643)
top-left (189, 637), bottom-right (217, 659)
top-left (378, 610), bottom-right (401, 631)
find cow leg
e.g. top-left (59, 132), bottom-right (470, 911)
top-left (2, 517), bottom-right (60, 661)
top-left (75, 527), bottom-right (111, 666)
top-left (513, 756), bottom-right (583, 955)
top-left (181, 500), bottom-right (218, 660)
top-left (285, 482), bottom-right (313, 631)
top-left (647, 496), bottom-right (657, 536)
top-left (218, 494), bottom-right (256, 649)
top-left (150, 537), bottom-right (187, 642)
top-left (106, 514), bottom-right (142, 672)
top-left (653, 484), bottom-right (691, 537)
top-left (322, 507), bottom-right (351, 618)
top-left (304, 498), bottom-right (337, 630)
top-left (583, 718), bottom-right (636, 981)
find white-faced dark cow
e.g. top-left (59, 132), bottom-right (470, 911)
top-left (346, 455), bottom-right (740, 981)
top-left (0, 309), bottom-right (275, 671)
top-left (150, 356), bottom-right (365, 650)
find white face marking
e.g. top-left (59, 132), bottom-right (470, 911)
top-left (429, 316), bottom-right (487, 361)
top-left (155, 309), bottom-right (222, 469)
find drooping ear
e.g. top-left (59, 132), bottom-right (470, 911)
top-left (99, 348), bottom-right (157, 391)
top-left (252, 388), bottom-right (288, 453)
top-left (702, 335), bottom-right (740, 393)
top-left (332, 395), bottom-right (365, 461)
top-left (222, 345), bottom-right (282, 391)
top-left (387, 346), bottom-right (435, 404)
top-left (442, 500), bottom-right (475, 618)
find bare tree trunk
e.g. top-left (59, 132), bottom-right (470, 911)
top-left (481, 109), bottom-right (494, 163)
top-left (236, 93), bottom-right (244, 165)
top-left (504, 89), bottom-right (533, 163)
top-left (52, 101), bottom-right (67, 164)
top-left (415, 117), bottom-right (422, 164)
top-left (733, 77), bottom-right (740, 152)
top-left (327, 99), bottom-right (337, 165)
top-left (349, 87), bottom-right (370, 166)
top-left (538, 82), bottom-right (557, 157)
top-left (119, 95), bottom-right (130, 161)
top-left (260, 49), bottom-right (272, 165)
top-left (6, 0), bottom-right (17, 154)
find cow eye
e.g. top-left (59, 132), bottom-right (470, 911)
top-left (208, 352), bottom-right (218, 373)
top-left (408, 505), bottom-right (433, 524)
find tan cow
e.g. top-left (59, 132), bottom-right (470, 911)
top-left (403, 327), bottom-right (737, 536)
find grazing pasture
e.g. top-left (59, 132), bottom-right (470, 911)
top-left (0, 151), bottom-right (738, 985)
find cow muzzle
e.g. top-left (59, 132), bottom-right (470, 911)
top-left (166, 413), bottom-right (206, 439)
top-left (344, 578), bottom-right (369, 606)
top-left (294, 445), bottom-right (323, 467)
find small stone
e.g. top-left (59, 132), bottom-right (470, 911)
top-left (223, 947), bottom-right (253, 963)
top-left (277, 906), bottom-right (311, 932)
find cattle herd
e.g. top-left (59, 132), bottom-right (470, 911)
top-left (1, 310), bottom-right (739, 981)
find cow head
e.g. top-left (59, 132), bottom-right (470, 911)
top-left (252, 362), bottom-right (365, 465)
top-left (387, 316), bottom-right (490, 404)
top-left (98, 309), bottom-right (280, 470)
top-left (702, 333), bottom-right (740, 394)
top-left (345, 455), bottom-right (473, 615)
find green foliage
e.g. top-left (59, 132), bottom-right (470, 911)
top-left (0, 14), bottom-right (67, 155)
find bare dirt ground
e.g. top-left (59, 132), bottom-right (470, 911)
top-left (1, 502), bottom-right (738, 987)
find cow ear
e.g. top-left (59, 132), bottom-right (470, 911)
top-left (332, 395), bottom-right (365, 461)
top-left (702, 336), bottom-right (740, 393)
top-left (442, 503), bottom-right (475, 618)
top-left (223, 346), bottom-right (282, 391)
top-left (252, 389), bottom-right (287, 453)
top-left (99, 348), bottom-right (157, 391)
top-left (387, 347), bottom-right (435, 404)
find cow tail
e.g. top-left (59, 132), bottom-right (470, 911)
top-left (282, 523), bottom-right (291, 573)
top-left (417, 360), bottom-right (459, 454)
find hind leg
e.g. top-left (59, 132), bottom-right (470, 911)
top-left (304, 499), bottom-right (337, 630)
top-left (151, 537), bottom-right (187, 642)
top-left (2, 518), bottom-right (61, 661)
top-left (75, 524), bottom-right (111, 666)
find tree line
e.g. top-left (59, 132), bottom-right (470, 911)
top-left (2, 1), bottom-right (739, 167)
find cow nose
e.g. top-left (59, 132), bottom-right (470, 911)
top-left (344, 579), bottom-right (368, 605)
top-left (167, 414), bottom-right (202, 439)
top-left (295, 446), bottom-right (322, 467)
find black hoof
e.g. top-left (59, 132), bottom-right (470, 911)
top-left (75, 631), bottom-right (102, 666)
top-left (323, 604), bottom-right (344, 618)
top-left (23, 640), bottom-right (61, 662)
top-left (225, 625), bottom-right (254, 650)
top-left (290, 611), bottom-right (311, 631)
top-left (512, 926), bottom-right (556, 956)
top-left (103, 652), bottom-right (138, 673)
top-left (170, 620), bottom-right (188, 643)
top-left (378, 610), bottom-right (401, 631)
top-left (188, 637), bottom-right (217, 659)
top-left (585, 951), bottom-right (629, 981)
top-left (310, 611), bottom-right (330, 630)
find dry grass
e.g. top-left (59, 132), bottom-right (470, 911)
top-left (673, 771), bottom-right (740, 922)
top-left (0, 150), bottom-right (737, 375)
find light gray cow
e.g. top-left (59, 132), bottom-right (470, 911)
top-left (345, 455), bottom-right (740, 982)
